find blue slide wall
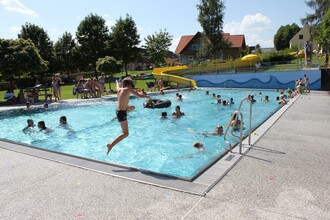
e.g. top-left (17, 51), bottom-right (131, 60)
top-left (191, 70), bottom-right (321, 90)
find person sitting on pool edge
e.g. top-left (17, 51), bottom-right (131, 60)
top-left (201, 125), bottom-right (224, 136)
top-left (172, 105), bottom-right (185, 117)
top-left (23, 119), bottom-right (35, 133)
top-left (106, 77), bottom-right (151, 155)
top-left (279, 96), bottom-right (287, 105)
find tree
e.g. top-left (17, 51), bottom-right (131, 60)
top-left (54, 32), bottom-right (76, 72)
top-left (18, 23), bottom-right (54, 74)
top-left (0, 38), bottom-right (48, 85)
top-left (255, 44), bottom-right (262, 54)
top-left (144, 29), bottom-right (173, 66)
top-left (197, 0), bottom-right (226, 59)
top-left (111, 14), bottom-right (141, 76)
top-left (301, 0), bottom-right (330, 60)
top-left (317, 9), bottom-right (330, 52)
top-left (274, 23), bottom-right (300, 50)
top-left (301, 0), bottom-right (330, 27)
top-left (76, 13), bottom-right (110, 72)
top-left (96, 56), bottom-right (121, 89)
top-left (196, 35), bottom-right (212, 60)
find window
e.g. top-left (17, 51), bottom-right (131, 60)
top-left (188, 56), bottom-right (193, 61)
top-left (299, 35), bottom-right (303, 40)
top-left (191, 44), bottom-right (197, 51)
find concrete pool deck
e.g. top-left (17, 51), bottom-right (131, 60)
top-left (1, 91), bottom-right (330, 219)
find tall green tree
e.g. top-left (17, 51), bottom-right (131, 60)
top-left (274, 23), bottom-right (300, 50)
top-left (0, 38), bottom-right (48, 84)
top-left (18, 23), bottom-right (53, 73)
top-left (76, 13), bottom-right (110, 72)
top-left (144, 29), bottom-right (173, 66)
top-left (54, 32), bottom-right (76, 72)
top-left (301, 0), bottom-right (330, 26)
top-left (255, 44), bottom-right (262, 54)
top-left (197, 0), bottom-right (226, 59)
top-left (111, 14), bottom-right (141, 76)
top-left (301, 0), bottom-right (330, 59)
top-left (317, 9), bottom-right (330, 51)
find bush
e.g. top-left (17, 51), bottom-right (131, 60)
top-left (0, 81), bottom-right (11, 91)
top-left (188, 61), bottom-right (199, 67)
top-left (16, 77), bottom-right (35, 88)
top-left (261, 51), bottom-right (295, 63)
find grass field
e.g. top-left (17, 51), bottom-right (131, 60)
top-left (0, 79), bottom-right (154, 102)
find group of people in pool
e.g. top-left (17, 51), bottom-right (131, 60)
top-left (191, 88), bottom-right (298, 151)
top-left (206, 91), bottom-right (235, 106)
top-left (159, 105), bottom-right (185, 119)
top-left (22, 116), bottom-right (67, 133)
top-left (106, 77), bottom-right (260, 155)
top-left (106, 77), bottom-right (196, 155)
top-left (105, 76), bottom-right (307, 155)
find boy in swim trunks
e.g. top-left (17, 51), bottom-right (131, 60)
top-left (106, 77), bottom-right (151, 155)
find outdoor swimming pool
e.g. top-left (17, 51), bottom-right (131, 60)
top-left (0, 88), bottom-right (283, 180)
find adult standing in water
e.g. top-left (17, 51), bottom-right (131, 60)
top-left (106, 77), bottom-right (151, 155)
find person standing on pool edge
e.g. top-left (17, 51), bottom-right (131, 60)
top-left (106, 77), bottom-right (151, 155)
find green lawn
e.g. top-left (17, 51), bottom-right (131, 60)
top-left (0, 79), bottom-right (154, 102)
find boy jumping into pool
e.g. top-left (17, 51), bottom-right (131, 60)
top-left (106, 77), bottom-right (151, 155)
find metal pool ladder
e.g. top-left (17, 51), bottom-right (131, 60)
top-left (223, 97), bottom-right (253, 154)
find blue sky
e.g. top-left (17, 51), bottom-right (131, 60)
top-left (0, 0), bottom-right (313, 52)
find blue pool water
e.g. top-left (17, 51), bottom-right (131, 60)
top-left (0, 89), bottom-right (282, 179)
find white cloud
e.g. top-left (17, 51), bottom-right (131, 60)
top-left (105, 19), bottom-right (115, 29)
top-left (9, 25), bottom-right (20, 34)
top-left (224, 13), bottom-right (273, 47)
top-left (170, 37), bottom-right (181, 52)
top-left (246, 34), bottom-right (273, 48)
top-left (0, 0), bottom-right (38, 17)
top-left (49, 28), bottom-right (58, 32)
top-left (240, 13), bottom-right (271, 33)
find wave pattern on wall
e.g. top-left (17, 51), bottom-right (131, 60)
top-left (196, 75), bottom-right (321, 89)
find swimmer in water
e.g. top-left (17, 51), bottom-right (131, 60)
top-left (193, 142), bottom-right (204, 152)
top-left (22, 119), bottom-right (35, 133)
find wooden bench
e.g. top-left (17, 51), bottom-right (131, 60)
top-left (24, 87), bottom-right (52, 103)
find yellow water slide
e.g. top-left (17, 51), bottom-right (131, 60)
top-left (153, 66), bottom-right (198, 88)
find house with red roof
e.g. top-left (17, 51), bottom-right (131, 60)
top-left (175, 32), bottom-right (247, 64)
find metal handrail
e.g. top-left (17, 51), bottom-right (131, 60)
top-left (223, 97), bottom-right (253, 154)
